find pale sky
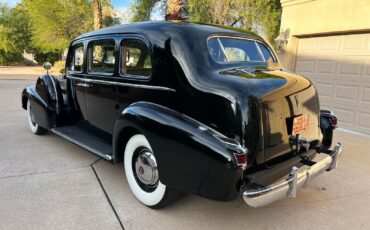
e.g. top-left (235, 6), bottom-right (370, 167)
top-left (1, 0), bottom-right (132, 8)
top-left (0, 0), bottom-right (163, 22)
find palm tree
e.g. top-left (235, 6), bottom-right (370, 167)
top-left (93, 0), bottom-right (103, 29)
top-left (165, 0), bottom-right (187, 20)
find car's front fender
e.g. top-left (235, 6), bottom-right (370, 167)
top-left (21, 85), bottom-right (56, 129)
top-left (21, 74), bottom-right (63, 129)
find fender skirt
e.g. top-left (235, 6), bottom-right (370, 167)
top-left (113, 102), bottom-right (246, 201)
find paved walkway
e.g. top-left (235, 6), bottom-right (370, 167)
top-left (0, 66), bottom-right (58, 80)
top-left (1, 79), bottom-right (370, 230)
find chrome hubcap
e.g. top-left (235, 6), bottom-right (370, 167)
top-left (134, 149), bottom-right (159, 186)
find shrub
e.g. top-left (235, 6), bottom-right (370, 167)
top-left (51, 60), bottom-right (66, 75)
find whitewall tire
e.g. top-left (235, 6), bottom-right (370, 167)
top-left (27, 101), bottom-right (47, 135)
top-left (124, 134), bottom-right (180, 208)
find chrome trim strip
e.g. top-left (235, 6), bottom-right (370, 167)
top-left (217, 37), bottom-right (229, 62)
top-left (67, 76), bottom-right (176, 92)
top-left (51, 128), bottom-right (113, 161)
top-left (254, 41), bottom-right (266, 62)
top-left (243, 143), bottom-right (342, 207)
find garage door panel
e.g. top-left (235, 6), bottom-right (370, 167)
top-left (315, 82), bottom-right (334, 96)
top-left (366, 62), bottom-right (370, 75)
top-left (362, 87), bottom-right (370, 102)
top-left (320, 96), bottom-right (370, 108)
top-left (319, 36), bottom-right (341, 51)
top-left (343, 34), bottom-right (367, 50)
top-left (338, 61), bottom-right (362, 76)
top-left (333, 107), bottom-right (355, 125)
top-left (318, 99), bottom-right (332, 110)
top-left (296, 33), bottom-right (370, 134)
top-left (298, 59), bottom-right (370, 80)
top-left (311, 80), bottom-right (365, 103)
top-left (296, 59), bottom-right (315, 74)
top-left (298, 38), bottom-right (318, 53)
top-left (320, 105), bottom-right (331, 111)
top-left (316, 60), bottom-right (336, 75)
top-left (359, 113), bottom-right (370, 129)
top-left (336, 84), bottom-right (359, 100)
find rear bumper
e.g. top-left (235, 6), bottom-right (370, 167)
top-left (243, 143), bottom-right (342, 207)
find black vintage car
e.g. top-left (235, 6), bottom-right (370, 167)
top-left (21, 21), bottom-right (342, 209)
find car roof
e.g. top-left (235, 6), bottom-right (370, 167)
top-left (74, 20), bottom-right (262, 42)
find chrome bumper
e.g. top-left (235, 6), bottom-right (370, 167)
top-left (243, 143), bottom-right (342, 208)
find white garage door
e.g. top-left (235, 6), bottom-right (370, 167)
top-left (296, 33), bottom-right (370, 134)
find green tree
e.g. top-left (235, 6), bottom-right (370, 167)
top-left (129, 0), bottom-right (281, 45)
top-left (188, 0), bottom-right (282, 45)
top-left (130, 0), bottom-right (162, 22)
top-left (165, 0), bottom-right (187, 20)
top-left (0, 3), bottom-right (32, 64)
top-left (93, 0), bottom-right (103, 29)
top-left (101, 0), bottom-right (122, 27)
top-left (23, 0), bottom-right (94, 52)
top-left (92, 0), bottom-right (119, 29)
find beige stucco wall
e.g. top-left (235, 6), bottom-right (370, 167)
top-left (279, 0), bottom-right (370, 70)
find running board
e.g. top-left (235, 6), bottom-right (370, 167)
top-left (51, 124), bottom-right (113, 161)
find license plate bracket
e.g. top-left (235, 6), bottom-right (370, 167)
top-left (291, 115), bottom-right (309, 135)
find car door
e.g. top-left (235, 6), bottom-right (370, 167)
top-left (115, 36), bottom-right (175, 116)
top-left (84, 38), bottom-right (118, 134)
top-left (66, 42), bottom-right (88, 119)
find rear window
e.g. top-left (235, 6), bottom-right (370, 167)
top-left (121, 39), bottom-right (152, 78)
top-left (208, 37), bottom-right (276, 63)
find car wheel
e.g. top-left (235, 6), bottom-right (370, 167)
top-left (124, 134), bottom-right (180, 209)
top-left (27, 101), bottom-right (48, 135)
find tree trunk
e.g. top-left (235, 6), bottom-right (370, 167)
top-left (165, 0), bottom-right (187, 20)
top-left (93, 0), bottom-right (103, 30)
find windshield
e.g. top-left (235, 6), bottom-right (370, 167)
top-left (208, 37), bottom-right (276, 63)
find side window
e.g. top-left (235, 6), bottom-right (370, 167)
top-left (224, 47), bottom-right (247, 61)
top-left (208, 38), bottom-right (226, 62)
top-left (121, 39), bottom-right (152, 78)
top-left (68, 45), bottom-right (84, 72)
top-left (89, 40), bottom-right (116, 74)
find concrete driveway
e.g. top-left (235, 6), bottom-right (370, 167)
top-left (1, 77), bottom-right (370, 230)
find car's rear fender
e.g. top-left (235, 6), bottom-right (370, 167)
top-left (113, 101), bottom-right (246, 201)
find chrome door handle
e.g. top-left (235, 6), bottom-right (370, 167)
top-left (76, 82), bottom-right (91, 87)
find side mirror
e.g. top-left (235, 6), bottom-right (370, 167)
top-left (43, 62), bottom-right (52, 74)
top-left (43, 62), bottom-right (52, 70)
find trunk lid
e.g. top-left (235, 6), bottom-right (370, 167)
top-left (220, 67), bottom-right (321, 164)
top-left (259, 70), bottom-right (321, 162)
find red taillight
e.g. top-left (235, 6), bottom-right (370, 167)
top-left (329, 117), bottom-right (337, 127)
top-left (234, 150), bottom-right (248, 166)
